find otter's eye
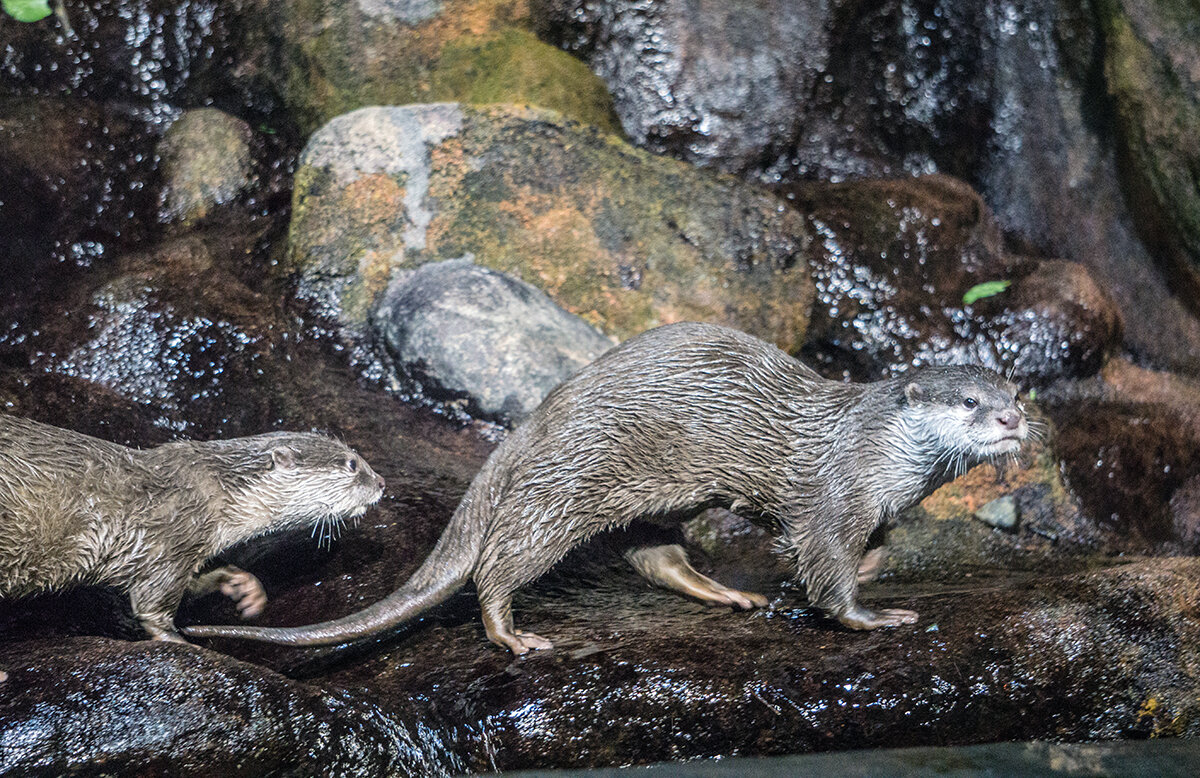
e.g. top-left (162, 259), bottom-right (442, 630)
top-left (347, 457), bottom-right (358, 472)
top-left (963, 397), bottom-right (978, 409)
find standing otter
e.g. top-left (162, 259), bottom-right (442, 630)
top-left (185, 322), bottom-right (1027, 653)
top-left (0, 415), bottom-right (385, 642)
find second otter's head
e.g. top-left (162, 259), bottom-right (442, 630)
top-left (210, 432), bottom-right (386, 543)
top-left (901, 365), bottom-right (1028, 460)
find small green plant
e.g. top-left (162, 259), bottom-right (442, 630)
top-left (962, 279), bottom-right (1012, 305)
top-left (2, 0), bottom-right (52, 23)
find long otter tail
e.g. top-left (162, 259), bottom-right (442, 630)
top-left (182, 506), bottom-right (481, 647)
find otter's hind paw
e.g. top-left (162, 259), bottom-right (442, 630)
top-left (837, 605), bottom-right (919, 630)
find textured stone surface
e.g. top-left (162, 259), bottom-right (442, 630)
top-left (374, 258), bottom-right (615, 422)
top-left (1099, 0), bottom-right (1200, 310)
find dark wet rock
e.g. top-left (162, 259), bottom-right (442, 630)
top-left (374, 258), bottom-right (615, 423)
top-left (0, 1), bottom-right (280, 122)
top-left (1098, 0), bottom-right (1200, 310)
top-left (158, 108), bottom-right (254, 228)
top-left (974, 495), bottom-right (1018, 531)
top-left (0, 97), bottom-right (160, 289)
top-left (972, 0), bottom-right (1200, 375)
top-left (792, 175), bottom-right (1121, 383)
top-left (533, 0), bottom-right (831, 179)
top-left (0, 637), bottom-right (461, 776)
top-left (23, 233), bottom-right (281, 434)
top-left (287, 103), bottom-right (813, 352)
top-left (1043, 358), bottom-right (1200, 550)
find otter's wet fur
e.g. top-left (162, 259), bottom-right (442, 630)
top-left (185, 322), bottom-right (1027, 653)
top-left (0, 415), bottom-right (385, 642)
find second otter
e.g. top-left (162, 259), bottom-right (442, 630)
top-left (0, 416), bottom-right (385, 642)
top-left (186, 322), bottom-right (1027, 653)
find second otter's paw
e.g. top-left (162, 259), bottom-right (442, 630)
top-left (220, 571), bottom-right (268, 619)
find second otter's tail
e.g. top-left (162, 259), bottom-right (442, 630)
top-left (183, 508), bottom-right (480, 647)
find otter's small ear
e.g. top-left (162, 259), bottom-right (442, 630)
top-left (904, 382), bottom-right (927, 404)
top-left (270, 446), bottom-right (298, 470)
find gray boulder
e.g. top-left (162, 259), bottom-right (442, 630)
top-left (374, 258), bottom-right (615, 422)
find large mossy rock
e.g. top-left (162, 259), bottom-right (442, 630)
top-left (287, 103), bottom-right (814, 350)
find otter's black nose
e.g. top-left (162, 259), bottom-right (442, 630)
top-left (376, 475), bottom-right (386, 491)
top-left (996, 409), bottom-right (1021, 430)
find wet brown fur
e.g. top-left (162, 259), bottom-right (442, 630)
top-left (185, 322), bottom-right (1026, 652)
top-left (0, 415), bottom-right (384, 641)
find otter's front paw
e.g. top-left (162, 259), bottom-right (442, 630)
top-left (220, 571), bottom-right (268, 618)
top-left (837, 605), bottom-right (918, 630)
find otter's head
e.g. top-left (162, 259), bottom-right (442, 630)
top-left (217, 432), bottom-right (386, 544)
top-left (902, 365), bottom-right (1028, 460)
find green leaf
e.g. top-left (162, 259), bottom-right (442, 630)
top-left (2, 0), bottom-right (53, 23)
top-left (962, 279), bottom-right (1012, 305)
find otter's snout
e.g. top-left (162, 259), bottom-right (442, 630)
top-left (995, 409), bottom-right (1022, 431)
top-left (375, 474), bottom-right (386, 491)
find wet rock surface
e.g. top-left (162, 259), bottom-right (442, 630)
top-left (205, 552), bottom-right (1200, 771)
top-left (0, 637), bottom-right (461, 776)
top-left (0, 97), bottom-right (161, 285)
top-left (791, 175), bottom-right (1121, 383)
top-left (374, 258), bottom-right (615, 423)
top-left (1099, 0), bottom-right (1200, 308)
top-left (533, 0), bottom-right (831, 179)
top-left (287, 103), bottom-right (814, 351)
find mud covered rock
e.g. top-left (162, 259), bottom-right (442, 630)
top-left (1043, 358), bottom-right (1200, 551)
top-left (374, 258), bottom-right (615, 422)
top-left (287, 103), bottom-right (813, 351)
top-left (158, 108), bottom-right (254, 228)
top-left (792, 175), bottom-right (1121, 383)
top-left (0, 637), bottom-right (460, 776)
